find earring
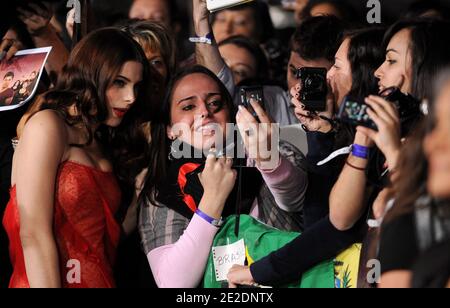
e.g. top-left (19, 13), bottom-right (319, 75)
top-left (168, 137), bottom-right (177, 161)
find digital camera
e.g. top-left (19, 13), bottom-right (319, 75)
top-left (206, 0), bottom-right (254, 12)
top-left (336, 87), bottom-right (422, 137)
top-left (296, 67), bottom-right (328, 112)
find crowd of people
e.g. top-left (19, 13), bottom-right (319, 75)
top-left (0, 0), bottom-right (449, 288)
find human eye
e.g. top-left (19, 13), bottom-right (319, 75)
top-left (207, 98), bottom-right (225, 113)
top-left (181, 104), bottom-right (195, 111)
top-left (113, 79), bottom-right (126, 87)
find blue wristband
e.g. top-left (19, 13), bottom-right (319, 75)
top-left (352, 144), bottom-right (370, 159)
top-left (195, 209), bottom-right (224, 227)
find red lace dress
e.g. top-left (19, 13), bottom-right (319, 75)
top-left (2, 161), bottom-right (122, 288)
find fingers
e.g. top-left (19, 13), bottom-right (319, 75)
top-left (356, 126), bottom-right (377, 140)
top-left (0, 39), bottom-right (19, 61)
top-left (249, 99), bottom-right (271, 124)
top-left (236, 105), bottom-right (258, 125)
top-left (365, 96), bottom-right (399, 123)
top-left (289, 82), bottom-right (301, 99)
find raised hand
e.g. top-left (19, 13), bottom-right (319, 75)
top-left (290, 82), bottom-right (335, 133)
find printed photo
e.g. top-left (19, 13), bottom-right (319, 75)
top-left (0, 47), bottom-right (51, 111)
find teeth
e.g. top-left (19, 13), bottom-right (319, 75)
top-left (196, 124), bottom-right (217, 135)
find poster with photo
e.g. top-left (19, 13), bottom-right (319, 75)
top-left (0, 47), bottom-right (51, 112)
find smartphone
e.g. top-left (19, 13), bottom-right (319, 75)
top-left (336, 97), bottom-right (377, 130)
top-left (207, 0), bottom-right (255, 12)
top-left (296, 67), bottom-right (328, 112)
top-left (239, 86), bottom-right (265, 120)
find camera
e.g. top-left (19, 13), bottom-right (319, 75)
top-left (239, 86), bottom-right (265, 121)
top-left (336, 87), bottom-right (422, 137)
top-left (296, 67), bottom-right (328, 112)
top-left (206, 0), bottom-right (254, 12)
top-left (336, 97), bottom-right (377, 130)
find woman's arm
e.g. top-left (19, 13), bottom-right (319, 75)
top-left (193, 0), bottom-right (226, 76)
top-left (330, 95), bottom-right (403, 231)
top-left (329, 132), bottom-right (372, 231)
top-left (141, 155), bottom-right (237, 287)
top-left (146, 213), bottom-right (219, 288)
top-left (14, 110), bottom-right (67, 288)
top-left (258, 146), bottom-right (307, 213)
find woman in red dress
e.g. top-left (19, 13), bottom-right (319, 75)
top-left (2, 28), bottom-right (158, 288)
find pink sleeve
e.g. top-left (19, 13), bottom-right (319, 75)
top-left (147, 214), bottom-right (218, 288)
top-left (258, 156), bottom-right (307, 212)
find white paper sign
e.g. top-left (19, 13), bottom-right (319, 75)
top-left (212, 239), bottom-right (246, 282)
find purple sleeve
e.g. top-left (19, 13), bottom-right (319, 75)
top-left (258, 155), bottom-right (307, 213)
top-left (146, 214), bottom-right (218, 288)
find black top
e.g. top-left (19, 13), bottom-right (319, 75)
top-left (378, 213), bottom-right (419, 274)
top-left (249, 131), bottom-right (365, 286)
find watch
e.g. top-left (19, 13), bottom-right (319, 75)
top-left (195, 209), bottom-right (224, 227)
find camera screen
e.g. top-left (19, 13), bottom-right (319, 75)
top-left (337, 98), bottom-right (377, 130)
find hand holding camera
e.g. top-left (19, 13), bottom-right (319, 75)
top-left (290, 76), bottom-right (335, 133)
top-left (355, 95), bottom-right (401, 169)
top-left (337, 87), bottom-right (422, 169)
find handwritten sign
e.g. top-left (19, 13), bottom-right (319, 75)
top-left (212, 239), bottom-right (246, 282)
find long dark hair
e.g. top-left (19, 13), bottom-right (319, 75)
top-left (346, 27), bottom-right (386, 101)
top-left (37, 27), bottom-right (159, 185)
top-left (382, 20), bottom-right (450, 221)
top-left (334, 27), bottom-right (386, 150)
top-left (140, 65), bottom-right (235, 206)
top-left (383, 19), bottom-right (450, 101)
top-left (386, 67), bottom-right (450, 223)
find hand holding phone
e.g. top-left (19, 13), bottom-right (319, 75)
top-left (239, 86), bottom-right (265, 121)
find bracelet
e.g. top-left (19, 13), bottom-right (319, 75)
top-left (351, 144), bottom-right (370, 159)
top-left (346, 160), bottom-right (366, 171)
top-left (189, 32), bottom-right (213, 45)
top-left (195, 208), bottom-right (224, 227)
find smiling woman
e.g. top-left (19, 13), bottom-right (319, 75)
top-left (138, 65), bottom-right (308, 288)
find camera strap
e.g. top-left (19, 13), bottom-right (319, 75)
top-left (317, 145), bottom-right (353, 166)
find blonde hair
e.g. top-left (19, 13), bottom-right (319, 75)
top-left (121, 20), bottom-right (176, 81)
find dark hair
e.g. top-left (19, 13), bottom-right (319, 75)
top-left (334, 27), bottom-right (386, 156)
top-left (404, 0), bottom-right (450, 20)
top-left (302, 0), bottom-right (357, 22)
top-left (211, 1), bottom-right (275, 43)
top-left (4, 72), bottom-right (14, 79)
top-left (218, 35), bottom-right (269, 82)
top-left (290, 16), bottom-right (345, 63)
top-left (383, 24), bottom-right (450, 222)
top-left (37, 27), bottom-right (159, 185)
top-left (384, 119), bottom-right (429, 223)
top-left (383, 19), bottom-right (450, 101)
top-left (346, 27), bottom-right (386, 101)
top-left (140, 65), bottom-right (235, 206)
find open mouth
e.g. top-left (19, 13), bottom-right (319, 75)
top-left (195, 123), bottom-right (219, 136)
